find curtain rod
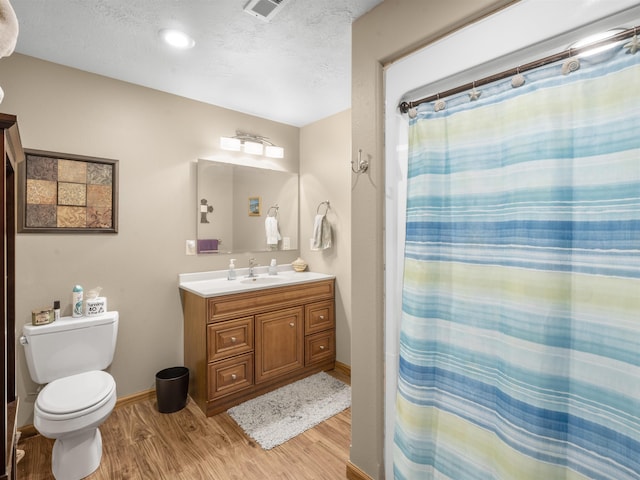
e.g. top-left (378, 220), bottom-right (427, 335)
top-left (399, 26), bottom-right (638, 114)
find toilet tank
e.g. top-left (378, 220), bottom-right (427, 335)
top-left (22, 311), bottom-right (119, 384)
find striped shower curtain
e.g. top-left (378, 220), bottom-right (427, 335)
top-left (394, 43), bottom-right (640, 480)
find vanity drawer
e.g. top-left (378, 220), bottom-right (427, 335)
top-left (208, 279), bottom-right (334, 322)
top-left (304, 300), bottom-right (334, 335)
top-left (208, 353), bottom-right (254, 399)
top-left (305, 330), bottom-right (335, 366)
top-left (207, 316), bottom-right (254, 362)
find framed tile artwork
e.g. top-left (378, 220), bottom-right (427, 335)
top-left (248, 196), bottom-right (261, 216)
top-left (18, 149), bottom-right (119, 233)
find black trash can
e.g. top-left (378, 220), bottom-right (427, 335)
top-left (155, 366), bottom-right (189, 413)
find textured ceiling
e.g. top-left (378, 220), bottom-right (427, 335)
top-left (11, 0), bottom-right (383, 127)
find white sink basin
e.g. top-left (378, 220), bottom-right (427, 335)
top-left (178, 266), bottom-right (334, 298)
top-left (239, 276), bottom-right (283, 285)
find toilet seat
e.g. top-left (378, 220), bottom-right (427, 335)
top-left (36, 371), bottom-right (115, 420)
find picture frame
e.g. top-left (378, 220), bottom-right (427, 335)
top-left (248, 196), bottom-right (261, 216)
top-left (18, 149), bottom-right (119, 233)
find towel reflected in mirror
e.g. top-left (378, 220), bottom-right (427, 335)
top-left (265, 216), bottom-right (281, 247)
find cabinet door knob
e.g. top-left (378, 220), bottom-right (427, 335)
top-left (231, 374), bottom-right (237, 381)
top-left (319, 315), bottom-right (325, 320)
top-left (289, 322), bottom-right (295, 327)
top-left (230, 336), bottom-right (237, 343)
top-left (320, 345), bottom-right (325, 350)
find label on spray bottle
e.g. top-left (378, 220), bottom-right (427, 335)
top-left (72, 285), bottom-right (83, 317)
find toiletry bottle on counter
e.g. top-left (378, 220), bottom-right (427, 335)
top-left (228, 259), bottom-right (236, 280)
top-left (72, 285), bottom-right (83, 317)
top-left (269, 258), bottom-right (278, 275)
top-left (53, 300), bottom-right (60, 321)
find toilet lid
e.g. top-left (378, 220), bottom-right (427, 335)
top-left (37, 371), bottom-right (115, 415)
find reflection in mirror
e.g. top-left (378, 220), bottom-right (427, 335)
top-left (197, 159), bottom-right (299, 254)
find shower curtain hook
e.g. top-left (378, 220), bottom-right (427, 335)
top-left (511, 66), bottom-right (526, 88)
top-left (624, 26), bottom-right (640, 55)
top-left (469, 81), bottom-right (481, 101)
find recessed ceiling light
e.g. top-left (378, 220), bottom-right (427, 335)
top-left (159, 29), bottom-right (195, 49)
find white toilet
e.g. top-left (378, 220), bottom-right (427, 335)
top-left (21, 311), bottom-right (119, 480)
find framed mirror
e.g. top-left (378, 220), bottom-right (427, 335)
top-left (197, 159), bottom-right (299, 254)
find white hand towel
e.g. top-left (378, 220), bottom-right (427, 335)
top-left (265, 217), bottom-right (281, 246)
top-left (312, 215), bottom-right (323, 249)
top-left (312, 214), bottom-right (332, 250)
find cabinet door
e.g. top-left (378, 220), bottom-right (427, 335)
top-left (255, 307), bottom-right (304, 383)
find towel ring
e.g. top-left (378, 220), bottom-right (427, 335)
top-left (316, 201), bottom-right (330, 215)
top-left (267, 205), bottom-right (279, 217)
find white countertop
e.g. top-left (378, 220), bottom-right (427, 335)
top-left (178, 265), bottom-right (335, 298)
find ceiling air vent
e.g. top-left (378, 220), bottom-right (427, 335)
top-left (244, 0), bottom-right (290, 22)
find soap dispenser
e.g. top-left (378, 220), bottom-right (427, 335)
top-left (268, 258), bottom-right (278, 275)
top-left (228, 259), bottom-right (237, 280)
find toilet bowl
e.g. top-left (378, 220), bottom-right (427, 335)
top-left (21, 312), bottom-right (119, 480)
top-left (34, 370), bottom-right (117, 480)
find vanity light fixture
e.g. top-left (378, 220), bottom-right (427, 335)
top-left (159, 28), bottom-right (195, 49)
top-left (219, 136), bottom-right (242, 151)
top-left (243, 140), bottom-right (264, 156)
top-left (220, 132), bottom-right (284, 158)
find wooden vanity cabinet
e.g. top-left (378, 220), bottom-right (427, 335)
top-left (181, 278), bottom-right (335, 416)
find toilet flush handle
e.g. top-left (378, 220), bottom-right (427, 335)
top-left (19, 335), bottom-right (28, 345)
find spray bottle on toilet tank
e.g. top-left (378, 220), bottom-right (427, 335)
top-left (72, 285), bottom-right (83, 317)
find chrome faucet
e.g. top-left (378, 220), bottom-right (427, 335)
top-left (247, 257), bottom-right (258, 278)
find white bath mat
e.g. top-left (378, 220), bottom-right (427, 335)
top-left (227, 371), bottom-right (351, 450)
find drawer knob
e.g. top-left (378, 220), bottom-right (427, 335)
top-left (320, 345), bottom-right (325, 350)
top-left (289, 322), bottom-right (295, 327)
top-left (231, 374), bottom-right (237, 381)
top-left (319, 315), bottom-right (325, 320)
top-left (231, 336), bottom-right (237, 343)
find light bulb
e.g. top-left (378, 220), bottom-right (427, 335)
top-left (159, 29), bottom-right (195, 49)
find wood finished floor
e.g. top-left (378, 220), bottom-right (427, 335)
top-left (17, 371), bottom-right (351, 479)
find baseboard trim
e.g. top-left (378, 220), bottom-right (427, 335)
top-left (19, 388), bottom-right (156, 439)
top-left (335, 361), bottom-right (351, 379)
top-left (18, 424), bottom-right (37, 439)
top-left (346, 461), bottom-right (373, 480)
top-left (116, 388), bottom-right (156, 409)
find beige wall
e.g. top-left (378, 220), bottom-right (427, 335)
top-left (350, 1), bottom-right (517, 478)
top-left (1, 53), bottom-right (302, 427)
top-left (299, 109), bottom-right (352, 365)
